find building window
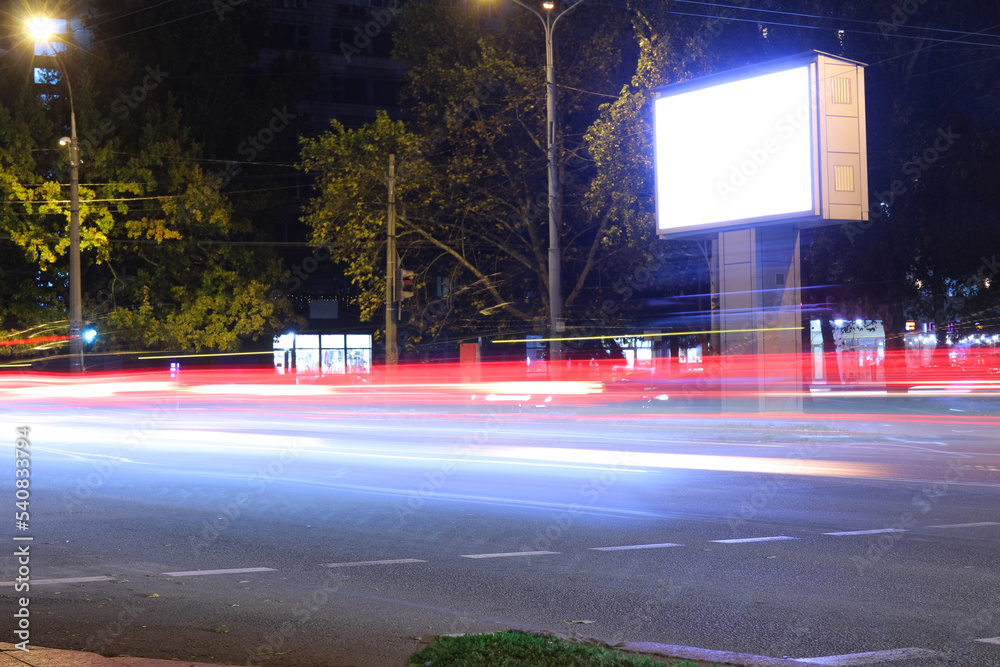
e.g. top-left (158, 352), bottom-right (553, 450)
top-left (371, 31), bottom-right (393, 57)
top-left (372, 79), bottom-right (397, 106)
top-left (336, 5), bottom-right (370, 18)
top-left (296, 24), bottom-right (310, 50)
top-left (345, 77), bottom-right (368, 104)
top-left (33, 67), bottom-right (61, 85)
top-left (270, 23), bottom-right (295, 49)
top-left (331, 26), bottom-right (362, 54)
top-left (273, 332), bottom-right (373, 375)
top-left (332, 76), bottom-right (370, 104)
top-left (269, 23), bottom-right (309, 50)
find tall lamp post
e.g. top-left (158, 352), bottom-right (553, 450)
top-left (509, 0), bottom-right (583, 363)
top-left (28, 17), bottom-right (83, 372)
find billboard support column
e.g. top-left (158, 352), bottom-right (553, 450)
top-left (718, 227), bottom-right (802, 413)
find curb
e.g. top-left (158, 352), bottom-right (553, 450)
top-left (620, 641), bottom-right (820, 666)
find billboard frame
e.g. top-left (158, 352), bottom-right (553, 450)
top-left (653, 50), bottom-right (868, 239)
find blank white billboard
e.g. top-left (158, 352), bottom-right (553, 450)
top-left (654, 52), bottom-right (868, 237)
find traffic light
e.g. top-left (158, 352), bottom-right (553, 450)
top-left (396, 268), bottom-right (415, 301)
top-left (82, 328), bottom-right (97, 344)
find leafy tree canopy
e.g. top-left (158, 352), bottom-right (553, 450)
top-left (0, 2), bottom-right (304, 356)
top-left (299, 0), bottom-right (717, 351)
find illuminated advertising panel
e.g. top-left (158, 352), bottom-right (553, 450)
top-left (654, 52), bottom-right (867, 237)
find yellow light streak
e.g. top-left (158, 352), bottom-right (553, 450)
top-left (137, 351), bottom-right (273, 360)
top-left (492, 327), bottom-right (803, 344)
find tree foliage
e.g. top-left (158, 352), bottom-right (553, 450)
top-left (300, 111), bottom-right (431, 324)
top-left (0, 2), bottom-right (301, 355)
top-left (299, 0), bottom-right (706, 348)
top-left (801, 0), bottom-right (1000, 345)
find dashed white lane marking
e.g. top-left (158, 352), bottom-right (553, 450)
top-left (823, 529), bottom-right (908, 536)
top-left (927, 521), bottom-right (1000, 529)
top-left (461, 551), bottom-right (560, 559)
top-left (975, 637), bottom-right (1000, 644)
top-left (590, 543), bottom-right (684, 551)
top-left (162, 567), bottom-right (276, 577)
top-left (322, 559), bottom-right (427, 568)
top-left (710, 536), bottom-right (797, 544)
top-left (796, 647), bottom-right (943, 664)
top-left (0, 576), bottom-right (114, 586)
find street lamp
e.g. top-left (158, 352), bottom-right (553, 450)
top-left (508, 0), bottom-right (584, 363)
top-left (28, 17), bottom-right (83, 372)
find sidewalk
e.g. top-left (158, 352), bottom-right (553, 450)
top-left (0, 644), bottom-right (240, 667)
top-left (0, 636), bottom-right (822, 667)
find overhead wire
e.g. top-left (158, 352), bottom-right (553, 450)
top-left (87, 3), bottom-right (234, 46)
top-left (671, 0), bottom-right (1000, 42)
top-left (657, 8), bottom-right (1000, 51)
top-left (83, 0), bottom-right (185, 31)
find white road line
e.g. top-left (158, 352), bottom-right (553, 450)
top-left (822, 529), bottom-right (908, 536)
top-left (322, 559), bottom-right (427, 568)
top-left (796, 647), bottom-right (943, 664)
top-left (461, 551), bottom-right (560, 559)
top-left (590, 543), bottom-right (684, 551)
top-left (0, 576), bottom-right (115, 586)
top-left (162, 567), bottom-right (276, 577)
top-left (927, 521), bottom-right (1000, 529)
top-left (975, 637), bottom-right (1000, 645)
top-left (710, 536), bottom-right (797, 544)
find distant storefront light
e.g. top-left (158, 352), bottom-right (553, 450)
top-left (273, 332), bottom-right (372, 375)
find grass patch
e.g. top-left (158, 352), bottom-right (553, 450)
top-left (407, 631), bottom-right (702, 666)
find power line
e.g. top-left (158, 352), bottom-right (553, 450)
top-left (583, 0), bottom-right (1000, 51)
top-left (88, 3), bottom-right (230, 46)
top-left (658, 7), bottom-right (1000, 50)
top-left (84, 0), bottom-right (185, 31)
top-left (672, 0), bottom-right (1000, 43)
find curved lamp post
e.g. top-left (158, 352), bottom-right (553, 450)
top-left (28, 17), bottom-right (83, 372)
top-left (508, 0), bottom-right (584, 363)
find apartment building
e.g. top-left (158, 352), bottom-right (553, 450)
top-left (264, 0), bottom-right (406, 133)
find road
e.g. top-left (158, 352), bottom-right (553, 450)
top-left (3, 392), bottom-right (1000, 666)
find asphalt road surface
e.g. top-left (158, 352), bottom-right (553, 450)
top-left (3, 394), bottom-right (1000, 666)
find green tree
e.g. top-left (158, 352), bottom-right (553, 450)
top-left (0, 8), bottom-right (297, 356)
top-left (803, 0), bottom-right (1000, 365)
top-left (582, 1), bottom-right (709, 333)
top-left (299, 0), bottom-right (674, 350)
top-left (299, 111), bottom-right (431, 326)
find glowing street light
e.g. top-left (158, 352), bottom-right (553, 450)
top-left (28, 16), bottom-right (83, 372)
top-left (27, 17), bottom-right (59, 44)
top-left (507, 0), bottom-right (584, 364)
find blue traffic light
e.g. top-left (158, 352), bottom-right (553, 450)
top-left (82, 328), bottom-right (97, 344)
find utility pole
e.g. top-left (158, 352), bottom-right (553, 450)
top-left (66, 109), bottom-right (82, 372)
top-left (543, 5), bottom-right (562, 365)
top-left (385, 154), bottom-right (398, 366)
